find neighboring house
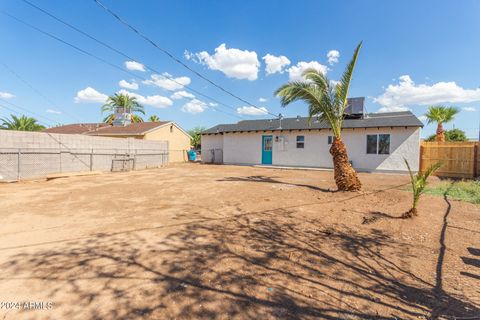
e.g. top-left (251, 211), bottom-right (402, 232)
top-left (201, 105), bottom-right (423, 172)
top-left (44, 121), bottom-right (191, 162)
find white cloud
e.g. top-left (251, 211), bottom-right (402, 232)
top-left (377, 105), bottom-right (410, 113)
top-left (170, 90), bottom-right (195, 100)
top-left (259, 97), bottom-right (267, 102)
top-left (143, 73), bottom-right (191, 91)
top-left (74, 87), bottom-right (108, 103)
top-left (124, 61), bottom-right (146, 72)
top-left (119, 80), bottom-right (139, 90)
top-left (0, 92), bottom-right (14, 99)
top-left (287, 61), bottom-right (328, 82)
top-left (329, 80), bottom-right (340, 87)
top-left (208, 102), bottom-right (218, 107)
top-left (327, 50), bottom-right (340, 65)
top-left (418, 115), bottom-right (427, 121)
top-left (375, 75), bottom-right (480, 112)
top-left (262, 54), bottom-right (290, 75)
top-left (181, 99), bottom-right (208, 114)
top-left (463, 106), bottom-right (477, 112)
top-left (46, 109), bottom-right (62, 114)
top-left (117, 89), bottom-right (172, 109)
top-left (236, 106), bottom-right (269, 116)
top-left (186, 43), bottom-right (260, 80)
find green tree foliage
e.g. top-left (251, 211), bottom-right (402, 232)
top-left (425, 128), bottom-right (468, 142)
top-left (274, 42), bottom-right (363, 191)
top-left (403, 158), bottom-right (442, 218)
top-left (101, 93), bottom-right (145, 124)
top-left (0, 114), bottom-right (45, 131)
top-left (187, 126), bottom-right (206, 149)
top-left (424, 106), bottom-right (459, 141)
top-left (149, 115), bottom-right (160, 122)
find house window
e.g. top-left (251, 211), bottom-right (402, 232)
top-left (378, 134), bottom-right (390, 154)
top-left (170, 125), bottom-right (173, 133)
top-left (367, 134), bottom-right (390, 154)
top-left (327, 136), bottom-right (333, 145)
top-left (296, 135), bottom-right (305, 148)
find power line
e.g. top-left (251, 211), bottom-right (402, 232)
top-left (20, 0), bottom-right (247, 120)
top-left (92, 0), bottom-right (278, 118)
top-left (0, 98), bottom-right (55, 126)
top-left (1, 10), bottom-right (244, 121)
top-left (0, 62), bottom-right (83, 123)
top-left (0, 104), bottom-right (50, 127)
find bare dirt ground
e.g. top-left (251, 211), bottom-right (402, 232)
top-left (0, 163), bottom-right (479, 320)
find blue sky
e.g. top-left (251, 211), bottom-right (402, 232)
top-left (0, 0), bottom-right (479, 139)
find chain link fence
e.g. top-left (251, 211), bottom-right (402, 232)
top-left (0, 148), bottom-right (169, 181)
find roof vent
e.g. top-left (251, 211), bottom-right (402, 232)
top-left (296, 115), bottom-right (300, 122)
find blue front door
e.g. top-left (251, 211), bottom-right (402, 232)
top-left (262, 135), bottom-right (273, 164)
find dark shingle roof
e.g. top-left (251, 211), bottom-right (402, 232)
top-left (43, 121), bottom-right (171, 135)
top-left (202, 111), bottom-right (423, 134)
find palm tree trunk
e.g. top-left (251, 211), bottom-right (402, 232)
top-left (330, 137), bottom-right (362, 191)
top-left (436, 122), bottom-right (445, 142)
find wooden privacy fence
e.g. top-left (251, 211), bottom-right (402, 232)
top-left (420, 141), bottom-right (479, 179)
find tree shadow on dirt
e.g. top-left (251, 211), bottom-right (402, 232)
top-left (1, 207), bottom-right (478, 319)
top-left (218, 175), bottom-right (333, 193)
top-left (461, 247), bottom-right (480, 281)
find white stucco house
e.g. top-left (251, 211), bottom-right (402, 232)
top-left (201, 98), bottom-right (423, 173)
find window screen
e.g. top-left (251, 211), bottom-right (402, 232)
top-left (296, 136), bottom-right (305, 148)
top-left (366, 135), bottom-right (377, 154)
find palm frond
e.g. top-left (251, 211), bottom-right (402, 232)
top-left (425, 105), bottom-right (459, 124)
top-left (335, 41), bottom-right (362, 115)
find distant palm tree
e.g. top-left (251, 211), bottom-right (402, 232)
top-left (275, 42), bottom-right (363, 191)
top-left (149, 115), bottom-right (160, 122)
top-left (425, 106), bottom-right (459, 142)
top-left (102, 93), bottom-right (145, 124)
top-left (0, 114), bottom-right (45, 131)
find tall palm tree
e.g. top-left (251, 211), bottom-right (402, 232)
top-left (0, 114), bottom-right (45, 131)
top-left (102, 93), bottom-right (145, 124)
top-left (425, 106), bottom-right (459, 142)
top-left (149, 115), bottom-right (160, 122)
top-left (275, 42), bottom-right (363, 191)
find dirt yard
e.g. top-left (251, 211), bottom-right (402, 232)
top-left (0, 163), bottom-right (478, 319)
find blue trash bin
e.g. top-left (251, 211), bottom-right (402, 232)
top-left (187, 150), bottom-right (197, 161)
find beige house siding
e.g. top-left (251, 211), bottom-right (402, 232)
top-left (144, 123), bottom-right (191, 162)
top-left (97, 135), bottom-right (144, 139)
top-left (202, 127), bottom-right (420, 172)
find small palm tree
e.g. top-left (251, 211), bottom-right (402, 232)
top-left (102, 93), bottom-right (145, 124)
top-left (403, 158), bottom-right (442, 218)
top-left (425, 106), bottom-right (459, 142)
top-left (275, 42), bottom-right (363, 191)
top-left (149, 115), bottom-right (160, 122)
top-left (0, 114), bottom-right (45, 131)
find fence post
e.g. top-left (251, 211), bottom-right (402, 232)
top-left (17, 149), bottom-right (21, 181)
top-left (90, 148), bottom-right (93, 171)
top-left (133, 149), bottom-right (137, 170)
top-left (474, 143), bottom-right (478, 178)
